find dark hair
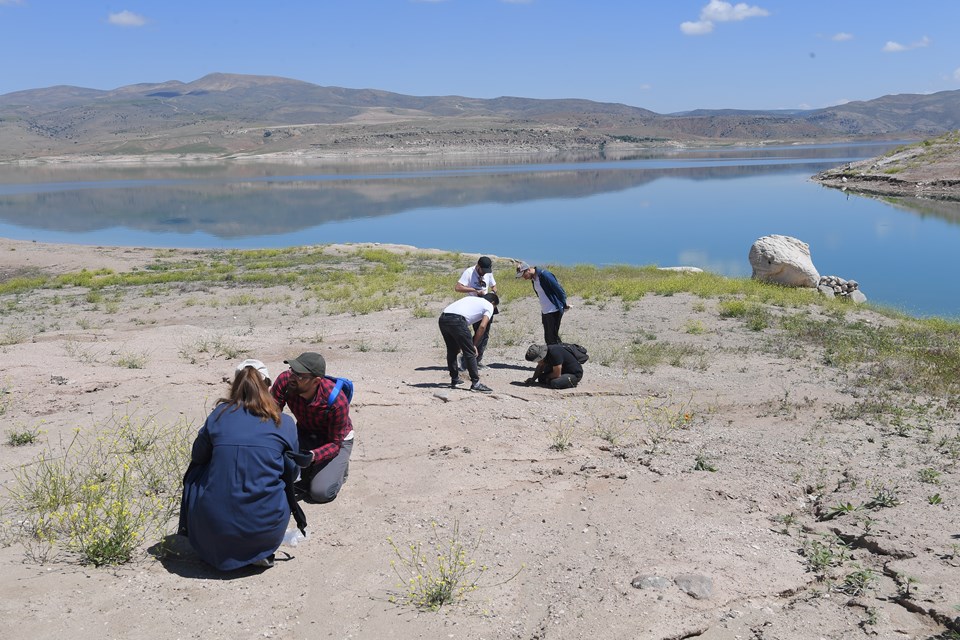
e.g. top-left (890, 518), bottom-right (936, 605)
top-left (483, 292), bottom-right (500, 307)
top-left (215, 366), bottom-right (282, 426)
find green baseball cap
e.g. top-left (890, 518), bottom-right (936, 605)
top-left (284, 352), bottom-right (326, 377)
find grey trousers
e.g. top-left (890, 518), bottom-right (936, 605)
top-left (301, 438), bottom-right (353, 503)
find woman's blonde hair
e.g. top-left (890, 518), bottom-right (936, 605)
top-left (215, 365), bottom-right (282, 426)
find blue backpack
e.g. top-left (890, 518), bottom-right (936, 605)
top-left (326, 376), bottom-right (354, 405)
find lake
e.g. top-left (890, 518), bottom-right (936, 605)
top-left (1, 142), bottom-right (958, 318)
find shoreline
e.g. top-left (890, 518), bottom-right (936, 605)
top-left (0, 236), bottom-right (950, 320)
top-left (814, 173), bottom-right (960, 199)
top-left (0, 136), bottom-right (879, 168)
top-left (813, 132), bottom-right (960, 200)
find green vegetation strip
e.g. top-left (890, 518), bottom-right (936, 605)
top-left (4, 245), bottom-right (960, 397)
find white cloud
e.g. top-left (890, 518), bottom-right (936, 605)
top-left (701, 0), bottom-right (769, 22)
top-left (0, 0), bottom-right (25, 5)
top-left (883, 35), bottom-right (931, 53)
top-left (681, 20), bottom-right (714, 36)
top-left (108, 10), bottom-right (147, 27)
top-left (680, 1), bottom-right (769, 36)
top-left (954, 68), bottom-right (960, 82)
top-left (831, 32), bottom-right (853, 42)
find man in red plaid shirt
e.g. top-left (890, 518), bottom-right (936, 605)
top-left (271, 352), bottom-right (353, 503)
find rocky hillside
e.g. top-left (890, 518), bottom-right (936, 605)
top-left (814, 131), bottom-right (960, 199)
top-left (1, 73), bottom-right (959, 162)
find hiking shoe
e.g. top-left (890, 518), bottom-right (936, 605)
top-left (252, 553), bottom-right (275, 568)
top-left (451, 377), bottom-right (464, 388)
top-left (476, 361), bottom-right (487, 370)
top-left (470, 381), bottom-right (492, 393)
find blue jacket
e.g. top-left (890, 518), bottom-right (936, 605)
top-left (179, 406), bottom-right (298, 570)
top-left (534, 267), bottom-right (567, 311)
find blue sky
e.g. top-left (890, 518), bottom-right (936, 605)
top-left (1, 1), bottom-right (958, 114)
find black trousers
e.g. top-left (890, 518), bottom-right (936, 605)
top-left (542, 310), bottom-right (564, 345)
top-left (472, 316), bottom-right (492, 362)
top-left (549, 373), bottom-right (581, 389)
top-left (439, 313), bottom-right (479, 382)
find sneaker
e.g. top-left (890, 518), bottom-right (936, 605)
top-left (476, 361), bottom-right (487, 370)
top-left (252, 553), bottom-right (275, 568)
top-left (470, 381), bottom-right (492, 393)
top-left (450, 377), bottom-right (464, 388)
top-left (457, 355), bottom-right (466, 371)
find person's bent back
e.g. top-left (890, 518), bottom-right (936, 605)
top-left (525, 344), bottom-right (583, 389)
top-left (180, 361), bottom-right (298, 570)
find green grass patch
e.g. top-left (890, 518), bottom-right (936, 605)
top-left (629, 340), bottom-right (707, 371)
top-left (0, 274), bottom-right (49, 295)
top-left (7, 425), bottom-right (41, 446)
top-left (387, 520), bottom-right (522, 611)
top-left (780, 312), bottom-right (960, 396)
top-left (8, 411), bottom-right (192, 566)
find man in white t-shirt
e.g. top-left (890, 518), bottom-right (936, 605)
top-left (454, 256), bottom-right (497, 368)
top-left (438, 293), bottom-right (499, 393)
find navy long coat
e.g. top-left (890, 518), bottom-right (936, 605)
top-left (180, 405), bottom-right (298, 570)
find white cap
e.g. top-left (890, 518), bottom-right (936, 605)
top-left (236, 358), bottom-right (271, 382)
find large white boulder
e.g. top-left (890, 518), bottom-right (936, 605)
top-left (748, 235), bottom-right (820, 288)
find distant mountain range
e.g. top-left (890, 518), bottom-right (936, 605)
top-left (1, 73), bottom-right (958, 162)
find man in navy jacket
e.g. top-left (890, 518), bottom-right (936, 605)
top-left (516, 262), bottom-right (570, 345)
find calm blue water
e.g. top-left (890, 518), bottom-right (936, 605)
top-left (1, 142), bottom-right (957, 317)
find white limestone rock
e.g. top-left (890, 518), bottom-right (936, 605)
top-left (749, 235), bottom-right (820, 288)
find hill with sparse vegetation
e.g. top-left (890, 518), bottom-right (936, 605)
top-left (2, 73), bottom-right (959, 163)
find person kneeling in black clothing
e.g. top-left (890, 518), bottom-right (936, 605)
top-left (524, 344), bottom-right (583, 389)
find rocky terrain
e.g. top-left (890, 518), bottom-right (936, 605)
top-left (814, 131), bottom-right (960, 199)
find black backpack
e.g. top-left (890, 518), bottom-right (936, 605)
top-left (562, 343), bottom-right (589, 364)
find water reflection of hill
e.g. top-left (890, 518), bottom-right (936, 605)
top-left (879, 195), bottom-right (960, 225)
top-left (0, 161), bottom-right (832, 237)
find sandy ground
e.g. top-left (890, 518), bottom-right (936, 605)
top-left (0, 238), bottom-right (958, 640)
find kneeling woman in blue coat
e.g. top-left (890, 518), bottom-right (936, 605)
top-left (179, 360), bottom-right (300, 570)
